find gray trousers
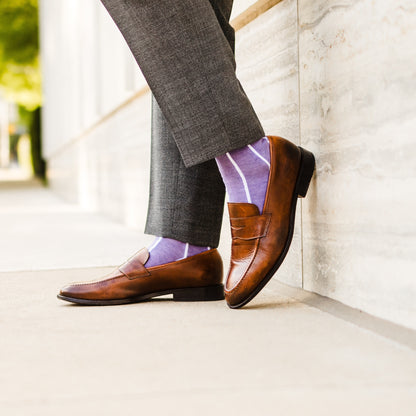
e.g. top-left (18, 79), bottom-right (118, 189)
top-left (100, 0), bottom-right (265, 247)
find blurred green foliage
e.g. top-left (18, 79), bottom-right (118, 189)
top-left (0, 0), bottom-right (44, 178)
top-left (0, 0), bottom-right (41, 110)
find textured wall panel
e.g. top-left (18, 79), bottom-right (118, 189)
top-left (298, 0), bottom-right (416, 329)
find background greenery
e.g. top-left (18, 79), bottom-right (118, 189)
top-left (0, 0), bottom-right (45, 178)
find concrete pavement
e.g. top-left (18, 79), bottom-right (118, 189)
top-left (1, 181), bottom-right (415, 415)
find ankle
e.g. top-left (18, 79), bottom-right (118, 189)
top-left (145, 237), bottom-right (210, 268)
top-left (216, 136), bottom-right (270, 212)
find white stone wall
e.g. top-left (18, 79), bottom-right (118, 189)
top-left (40, 0), bottom-right (416, 329)
top-left (39, 0), bottom-right (147, 159)
top-left (299, 0), bottom-right (416, 329)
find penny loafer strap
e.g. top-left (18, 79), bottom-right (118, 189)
top-left (118, 248), bottom-right (151, 279)
top-left (230, 213), bottom-right (271, 240)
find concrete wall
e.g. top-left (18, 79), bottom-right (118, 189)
top-left (39, 0), bottom-right (416, 330)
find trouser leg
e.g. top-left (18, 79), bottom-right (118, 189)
top-left (144, 0), bottom-right (235, 247)
top-left (145, 96), bottom-right (225, 247)
top-left (100, 0), bottom-right (265, 167)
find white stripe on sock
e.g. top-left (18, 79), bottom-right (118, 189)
top-left (248, 144), bottom-right (270, 168)
top-left (148, 236), bottom-right (162, 252)
top-left (226, 152), bottom-right (252, 203)
top-left (179, 243), bottom-right (189, 260)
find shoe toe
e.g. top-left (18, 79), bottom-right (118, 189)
top-left (59, 284), bottom-right (76, 298)
top-left (59, 283), bottom-right (88, 299)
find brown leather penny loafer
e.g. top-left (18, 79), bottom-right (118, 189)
top-left (58, 248), bottom-right (224, 305)
top-left (225, 135), bottom-right (315, 309)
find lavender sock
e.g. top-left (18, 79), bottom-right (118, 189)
top-left (145, 237), bottom-right (210, 268)
top-left (215, 137), bottom-right (271, 213)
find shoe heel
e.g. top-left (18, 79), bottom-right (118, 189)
top-left (297, 147), bottom-right (315, 198)
top-left (172, 284), bottom-right (225, 302)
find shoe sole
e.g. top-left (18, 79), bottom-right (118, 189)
top-left (57, 284), bottom-right (225, 306)
top-left (228, 147), bottom-right (315, 309)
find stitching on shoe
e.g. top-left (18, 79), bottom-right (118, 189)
top-left (68, 275), bottom-right (122, 287)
